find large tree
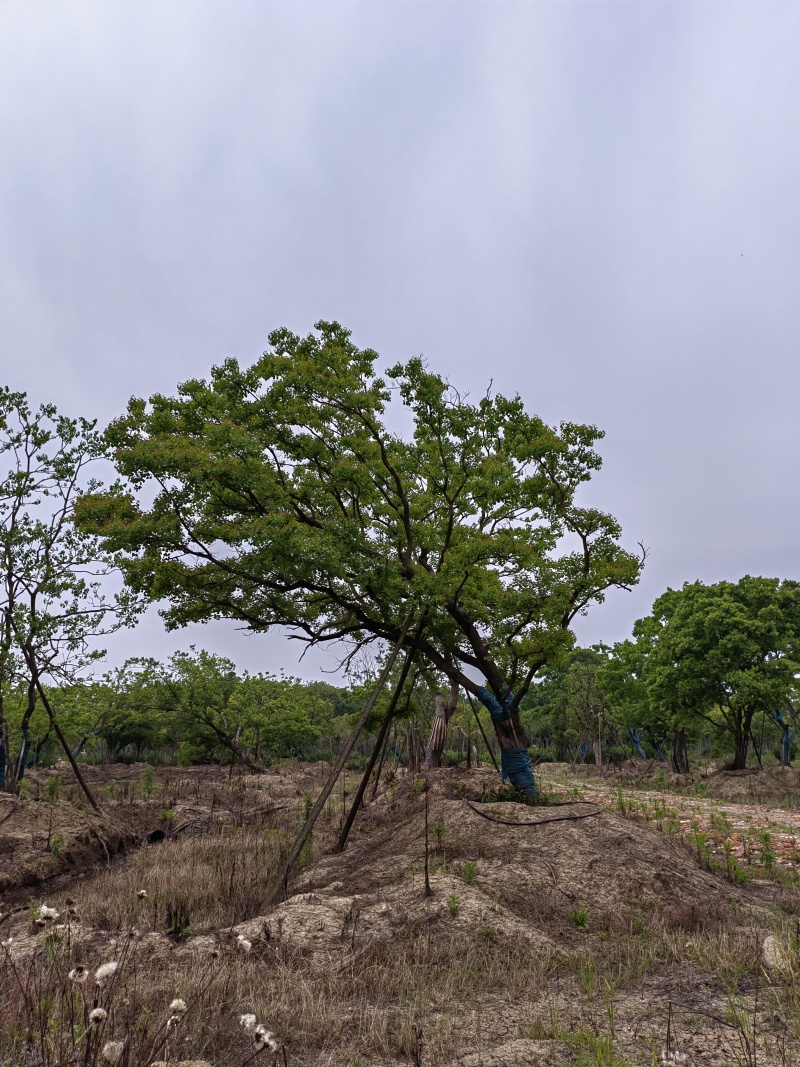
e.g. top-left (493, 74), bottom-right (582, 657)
top-left (635, 577), bottom-right (800, 771)
top-left (75, 322), bottom-right (641, 793)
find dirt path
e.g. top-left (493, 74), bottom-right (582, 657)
top-left (538, 768), bottom-right (800, 872)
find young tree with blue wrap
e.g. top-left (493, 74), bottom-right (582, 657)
top-left (75, 323), bottom-right (642, 797)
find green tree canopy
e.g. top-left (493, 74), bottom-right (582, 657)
top-left (75, 322), bottom-right (641, 790)
top-left (0, 389), bottom-right (137, 798)
top-left (624, 576), bottom-right (800, 770)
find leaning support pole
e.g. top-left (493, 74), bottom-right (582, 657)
top-left (32, 674), bottom-right (102, 814)
top-left (271, 610), bottom-right (415, 901)
top-left (465, 691), bottom-right (500, 772)
top-left (336, 647), bottom-right (416, 852)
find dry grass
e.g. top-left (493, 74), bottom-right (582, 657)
top-left (3, 764), bottom-right (800, 1065)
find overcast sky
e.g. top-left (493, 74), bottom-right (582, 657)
top-left (1, 1), bottom-right (797, 680)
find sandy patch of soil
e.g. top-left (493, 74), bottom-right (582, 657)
top-left (224, 768), bottom-right (752, 969)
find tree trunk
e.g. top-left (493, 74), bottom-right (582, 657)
top-left (732, 731), bottom-right (750, 770)
top-left (491, 707), bottom-right (537, 797)
top-left (779, 725), bottom-right (794, 766)
top-left (671, 729), bottom-right (690, 774)
top-left (425, 681), bottom-right (459, 767)
top-left (11, 679), bottom-right (37, 788)
top-left (593, 738), bottom-right (603, 767)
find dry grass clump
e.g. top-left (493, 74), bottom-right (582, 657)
top-left (3, 909), bottom-right (794, 1066)
top-left (75, 822), bottom-right (295, 934)
top-left (4, 764), bottom-right (800, 1065)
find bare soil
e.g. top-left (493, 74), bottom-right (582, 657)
top-left (2, 762), bottom-right (799, 1066)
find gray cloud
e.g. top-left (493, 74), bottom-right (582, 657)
top-left (1, 0), bottom-right (797, 677)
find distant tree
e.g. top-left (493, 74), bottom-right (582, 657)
top-left (75, 322), bottom-right (641, 795)
top-left (95, 660), bottom-right (173, 760)
top-left (562, 647), bottom-right (611, 766)
top-left (230, 673), bottom-right (334, 760)
top-left (0, 390), bottom-right (138, 802)
top-left (599, 635), bottom-right (690, 771)
top-left (633, 577), bottom-right (800, 771)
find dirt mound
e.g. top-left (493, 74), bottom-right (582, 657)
top-left (0, 793), bottom-right (142, 896)
top-left (702, 765), bottom-right (800, 805)
top-left (232, 769), bottom-right (745, 964)
top-left (543, 759), bottom-right (695, 791)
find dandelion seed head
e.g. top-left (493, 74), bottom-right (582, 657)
top-left (236, 934), bottom-right (252, 952)
top-left (69, 965), bottom-right (89, 983)
top-left (239, 1013), bottom-right (257, 1032)
top-left (95, 960), bottom-right (119, 985)
top-left (39, 905), bottom-right (59, 921)
top-left (254, 1025), bottom-right (278, 1051)
top-left (168, 998), bottom-right (187, 1014)
top-left (137, 889), bottom-right (148, 899)
top-left (88, 1007), bottom-right (108, 1025)
top-left (101, 1039), bottom-right (124, 1063)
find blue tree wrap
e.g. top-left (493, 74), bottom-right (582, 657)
top-left (476, 686), bottom-right (512, 722)
top-left (475, 687), bottom-right (538, 796)
top-left (629, 728), bottom-right (647, 759)
top-left (501, 748), bottom-right (538, 793)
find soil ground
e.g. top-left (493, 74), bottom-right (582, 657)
top-left (2, 760), bottom-right (800, 1066)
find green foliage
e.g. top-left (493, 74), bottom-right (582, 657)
top-left (164, 901), bottom-right (191, 939)
top-left (569, 905), bottom-right (590, 931)
top-left (76, 321), bottom-right (640, 710)
top-left (0, 389), bottom-right (140, 792)
top-left (638, 577), bottom-right (800, 769)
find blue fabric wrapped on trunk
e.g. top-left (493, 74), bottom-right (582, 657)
top-left (476, 686), bottom-right (513, 721)
top-left (475, 687), bottom-right (538, 797)
top-left (501, 747), bottom-right (538, 795)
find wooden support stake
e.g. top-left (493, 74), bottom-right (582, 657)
top-left (465, 691), bottom-right (499, 772)
top-left (270, 610), bottom-right (415, 901)
top-left (336, 646), bottom-right (416, 852)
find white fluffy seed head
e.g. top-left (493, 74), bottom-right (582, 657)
top-left (94, 960), bottom-right (119, 985)
top-left (101, 1039), bottom-right (124, 1063)
top-left (239, 1013), bottom-right (257, 1032)
top-left (168, 998), bottom-right (187, 1014)
top-left (236, 935), bottom-right (252, 952)
top-left (137, 889), bottom-right (148, 899)
top-left (39, 905), bottom-right (59, 921)
top-left (69, 966), bottom-right (89, 983)
top-left (254, 1025), bottom-right (278, 1051)
top-left (88, 1007), bottom-right (108, 1025)
top-left (1, 937), bottom-right (13, 949)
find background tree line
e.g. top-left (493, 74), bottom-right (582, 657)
top-left (6, 567), bottom-right (799, 778)
top-left (2, 326), bottom-right (798, 794)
